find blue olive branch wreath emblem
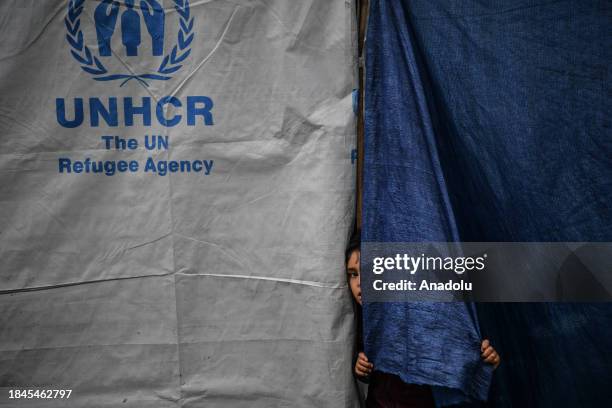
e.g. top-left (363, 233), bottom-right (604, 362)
top-left (65, 0), bottom-right (194, 87)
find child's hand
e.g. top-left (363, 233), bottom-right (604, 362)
top-left (481, 339), bottom-right (500, 369)
top-left (355, 352), bottom-right (374, 377)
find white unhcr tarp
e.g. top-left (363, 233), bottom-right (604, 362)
top-left (0, 0), bottom-right (357, 406)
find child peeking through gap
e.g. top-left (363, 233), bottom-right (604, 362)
top-left (346, 229), bottom-right (500, 407)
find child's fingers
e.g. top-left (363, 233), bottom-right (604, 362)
top-left (357, 363), bottom-right (373, 376)
top-left (481, 346), bottom-right (494, 359)
top-left (357, 357), bottom-right (373, 368)
top-left (361, 360), bottom-right (374, 369)
top-left (481, 339), bottom-right (490, 352)
top-left (484, 352), bottom-right (499, 366)
top-left (357, 360), bottom-right (373, 372)
top-left (355, 363), bottom-right (371, 376)
top-left (357, 354), bottom-right (373, 368)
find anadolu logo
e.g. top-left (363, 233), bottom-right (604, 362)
top-left (65, 0), bottom-right (194, 87)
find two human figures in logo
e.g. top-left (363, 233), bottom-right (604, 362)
top-left (95, 0), bottom-right (165, 57)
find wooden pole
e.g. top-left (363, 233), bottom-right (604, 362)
top-left (356, 0), bottom-right (368, 230)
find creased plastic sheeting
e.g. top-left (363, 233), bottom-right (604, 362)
top-left (363, 0), bottom-right (612, 407)
top-left (0, 0), bottom-right (357, 407)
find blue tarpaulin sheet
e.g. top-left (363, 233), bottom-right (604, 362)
top-left (362, 0), bottom-right (611, 406)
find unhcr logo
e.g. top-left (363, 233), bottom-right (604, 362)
top-left (65, 0), bottom-right (194, 86)
top-left (58, 0), bottom-right (213, 128)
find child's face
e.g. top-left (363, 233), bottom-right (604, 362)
top-left (346, 249), bottom-right (361, 305)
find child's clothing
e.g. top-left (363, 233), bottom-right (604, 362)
top-left (366, 371), bottom-right (435, 408)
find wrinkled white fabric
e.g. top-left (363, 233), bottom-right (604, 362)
top-left (0, 1), bottom-right (357, 406)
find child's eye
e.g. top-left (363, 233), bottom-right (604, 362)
top-left (348, 271), bottom-right (359, 278)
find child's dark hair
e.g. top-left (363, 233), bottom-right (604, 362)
top-left (345, 228), bottom-right (361, 263)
